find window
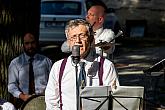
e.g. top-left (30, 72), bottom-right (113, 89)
top-left (41, 1), bottom-right (81, 15)
top-left (126, 20), bottom-right (147, 37)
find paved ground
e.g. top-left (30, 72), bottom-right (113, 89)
top-left (113, 44), bottom-right (165, 110)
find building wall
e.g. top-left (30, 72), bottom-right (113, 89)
top-left (103, 0), bottom-right (165, 38)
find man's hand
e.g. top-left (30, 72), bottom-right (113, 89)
top-left (19, 93), bottom-right (32, 101)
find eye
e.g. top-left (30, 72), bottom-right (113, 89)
top-left (24, 42), bottom-right (29, 45)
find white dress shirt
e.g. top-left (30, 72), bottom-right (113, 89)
top-left (0, 101), bottom-right (16, 110)
top-left (45, 50), bottom-right (119, 110)
top-left (94, 27), bottom-right (115, 58)
top-left (8, 53), bottom-right (52, 98)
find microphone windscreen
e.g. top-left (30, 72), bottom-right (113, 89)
top-left (72, 45), bottom-right (80, 57)
top-left (72, 45), bottom-right (80, 64)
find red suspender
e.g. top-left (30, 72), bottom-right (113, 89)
top-left (59, 58), bottom-right (67, 110)
top-left (58, 57), bottom-right (104, 110)
top-left (98, 57), bottom-right (105, 86)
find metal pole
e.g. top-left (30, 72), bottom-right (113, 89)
top-left (75, 64), bottom-right (80, 110)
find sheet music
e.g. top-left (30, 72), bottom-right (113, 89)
top-left (80, 86), bottom-right (111, 110)
top-left (80, 86), bottom-right (144, 110)
top-left (112, 86), bottom-right (144, 110)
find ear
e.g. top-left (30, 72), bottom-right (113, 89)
top-left (98, 16), bottom-right (104, 23)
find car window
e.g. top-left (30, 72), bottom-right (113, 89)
top-left (41, 1), bottom-right (82, 15)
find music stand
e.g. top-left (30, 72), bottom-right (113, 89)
top-left (80, 86), bottom-right (144, 110)
top-left (112, 86), bottom-right (144, 110)
top-left (143, 59), bottom-right (165, 83)
top-left (143, 59), bottom-right (165, 74)
top-left (80, 86), bottom-right (112, 110)
top-left (143, 59), bottom-right (165, 106)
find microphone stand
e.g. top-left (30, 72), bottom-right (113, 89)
top-left (72, 57), bottom-right (80, 110)
top-left (74, 63), bottom-right (80, 110)
top-left (72, 45), bottom-right (81, 110)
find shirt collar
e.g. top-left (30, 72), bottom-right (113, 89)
top-left (95, 27), bottom-right (104, 38)
top-left (24, 52), bottom-right (37, 61)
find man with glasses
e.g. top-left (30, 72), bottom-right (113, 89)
top-left (45, 19), bottom-right (119, 110)
top-left (61, 0), bottom-right (115, 60)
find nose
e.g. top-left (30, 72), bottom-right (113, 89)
top-left (27, 42), bottom-right (34, 49)
top-left (29, 42), bottom-right (33, 47)
top-left (86, 14), bottom-right (88, 18)
top-left (86, 14), bottom-right (89, 19)
top-left (75, 36), bottom-right (81, 45)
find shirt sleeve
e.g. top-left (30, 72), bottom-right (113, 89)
top-left (102, 59), bottom-right (120, 88)
top-left (100, 29), bottom-right (115, 42)
top-left (61, 41), bottom-right (71, 53)
top-left (8, 61), bottom-right (22, 98)
top-left (45, 61), bottom-right (61, 110)
top-left (45, 57), bottom-right (53, 72)
top-left (103, 29), bottom-right (115, 54)
top-left (97, 29), bottom-right (115, 58)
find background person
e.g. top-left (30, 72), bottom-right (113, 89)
top-left (45, 19), bottom-right (119, 110)
top-left (61, 0), bottom-right (115, 60)
top-left (8, 32), bottom-right (52, 108)
top-left (0, 99), bottom-right (16, 110)
top-left (86, 4), bottom-right (115, 59)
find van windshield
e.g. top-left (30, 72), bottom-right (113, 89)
top-left (41, 1), bottom-right (81, 15)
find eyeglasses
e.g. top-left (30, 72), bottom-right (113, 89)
top-left (68, 33), bottom-right (88, 41)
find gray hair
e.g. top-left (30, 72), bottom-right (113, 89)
top-left (65, 19), bottom-right (93, 39)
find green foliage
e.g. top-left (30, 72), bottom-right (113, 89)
top-left (0, 9), bottom-right (14, 25)
top-left (0, 8), bottom-right (22, 100)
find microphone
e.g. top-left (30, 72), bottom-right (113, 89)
top-left (72, 45), bottom-right (80, 64)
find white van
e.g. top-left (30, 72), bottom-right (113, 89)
top-left (39, 0), bottom-right (87, 46)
